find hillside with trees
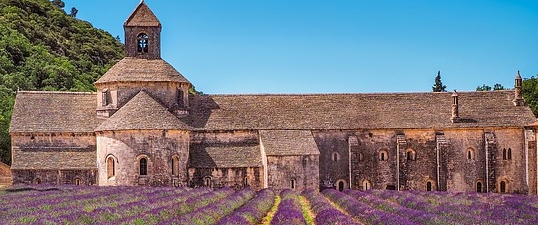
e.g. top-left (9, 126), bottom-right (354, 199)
top-left (0, 0), bottom-right (124, 164)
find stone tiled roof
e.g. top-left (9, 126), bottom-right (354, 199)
top-left (10, 90), bottom-right (536, 134)
top-left (260, 130), bottom-right (320, 156)
top-left (94, 58), bottom-right (190, 84)
top-left (95, 91), bottom-right (190, 131)
top-left (188, 91), bottom-right (536, 130)
top-left (11, 150), bottom-right (96, 170)
top-left (124, 1), bottom-right (161, 27)
top-left (189, 143), bottom-right (262, 168)
top-left (10, 91), bottom-right (102, 133)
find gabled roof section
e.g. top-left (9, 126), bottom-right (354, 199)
top-left (189, 143), bottom-right (262, 168)
top-left (11, 151), bottom-right (96, 170)
top-left (187, 91), bottom-right (536, 130)
top-left (124, 0), bottom-right (161, 27)
top-left (95, 58), bottom-right (190, 84)
top-left (95, 91), bottom-right (190, 131)
top-left (260, 130), bottom-right (320, 156)
top-left (10, 91), bottom-right (101, 133)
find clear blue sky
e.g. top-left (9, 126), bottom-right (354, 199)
top-left (64, 0), bottom-right (538, 94)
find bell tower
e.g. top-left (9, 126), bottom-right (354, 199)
top-left (124, 0), bottom-right (161, 59)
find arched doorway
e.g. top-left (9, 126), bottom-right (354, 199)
top-left (336, 180), bottom-right (347, 191)
top-left (500, 181), bottom-right (507, 193)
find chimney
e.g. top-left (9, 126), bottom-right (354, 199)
top-left (513, 71), bottom-right (524, 106)
top-left (451, 90), bottom-right (460, 123)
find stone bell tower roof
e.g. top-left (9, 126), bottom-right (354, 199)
top-left (94, 57), bottom-right (190, 85)
top-left (124, 0), bottom-right (161, 27)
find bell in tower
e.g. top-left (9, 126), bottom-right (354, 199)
top-left (124, 0), bottom-right (161, 59)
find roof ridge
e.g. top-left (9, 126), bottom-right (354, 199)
top-left (17, 91), bottom-right (96, 95)
top-left (202, 90), bottom-right (514, 97)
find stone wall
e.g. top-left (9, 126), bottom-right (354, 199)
top-left (315, 128), bottom-right (532, 194)
top-left (187, 167), bottom-right (262, 190)
top-left (266, 155), bottom-right (319, 191)
top-left (12, 169), bottom-right (96, 185)
top-left (189, 131), bottom-right (263, 189)
top-left (96, 130), bottom-right (189, 186)
top-left (396, 130), bottom-right (439, 191)
top-left (125, 26), bottom-right (161, 59)
top-left (10, 133), bottom-right (97, 185)
top-left (313, 131), bottom-right (351, 190)
top-left (491, 128), bottom-right (527, 193)
top-left (529, 130), bottom-right (538, 195)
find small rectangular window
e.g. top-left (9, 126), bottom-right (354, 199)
top-left (102, 90), bottom-right (109, 106)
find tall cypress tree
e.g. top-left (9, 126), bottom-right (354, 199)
top-left (432, 71), bottom-right (447, 92)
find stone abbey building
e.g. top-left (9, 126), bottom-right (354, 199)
top-left (9, 1), bottom-right (538, 195)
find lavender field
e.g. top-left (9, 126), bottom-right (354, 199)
top-left (0, 185), bottom-right (537, 225)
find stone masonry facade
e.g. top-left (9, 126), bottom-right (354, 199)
top-left (8, 2), bottom-right (538, 194)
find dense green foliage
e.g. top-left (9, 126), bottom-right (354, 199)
top-left (0, 0), bottom-right (124, 164)
top-left (523, 77), bottom-right (538, 117)
top-left (476, 83), bottom-right (506, 91)
top-left (432, 71), bottom-right (447, 92)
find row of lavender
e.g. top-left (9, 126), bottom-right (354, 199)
top-left (0, 185), bottom-right (280, 225)
top-left (323, 189), bottom-right (538, 225)
top-left (1, 185), bottom-right (537, 225)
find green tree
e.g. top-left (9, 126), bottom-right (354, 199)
top-left (51, 0), bottom-right (64, 9)
top-left (493, 83), bottom-right (505, 90)
top-left (476, 83), bottom-right (506, 91)
top-left (69, 7), bottom-right (78, 17)
top-left (523, 76), bottom-right (538, 116)
top-left (0, 0), bottom-right (124, 164)
top-left (476, 84), bottom-right (492, 91)
top-left (432, 71), bottom-right (447, 92)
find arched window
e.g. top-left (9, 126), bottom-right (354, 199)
top-left (107, 156), bottom-right (115, 179)
top-left (171, 156), bottom-right (179, 176)
top-left (332, 152), bottom-right (340, 162)
top-left (203, 176), bottom-right (212, 187)
top-left (291, 179), bottom-right (296, 189)
top-left (379, 150), bottom-right (388, 161)
top-left (406, 149), bottom-right (416, 161)
top-left (74, 178), bottom-right (81, 185)
top-left (467, 148), bottom-right (475, 160)
top-left (476, 181), bottom-right (483, 193)
top-left (507, 148), bottom-right (512, 160)
top-left (34, 178), bottom-right (41, 184)
top-left (426, 181), bottom-right (432, 191)
top-left (137, 33), bottom-right (149, 53)
top-left (503, 148), bottom-right (507, 160)
top-left (362, 180), bottom-right (371, 190)
top-left (500, 181), bottom-right (507, 193)
top-left (139, 158), bottom-right (148, 176)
